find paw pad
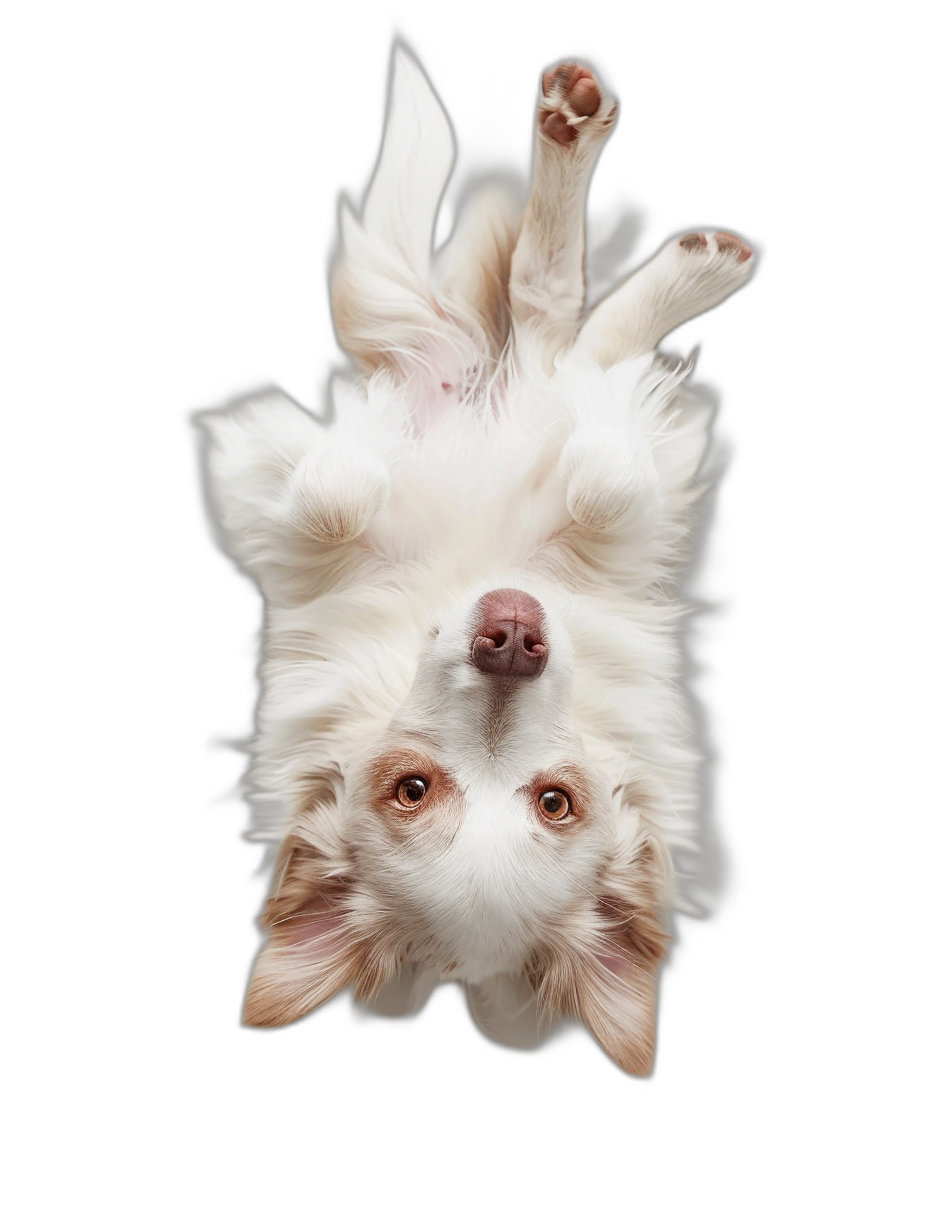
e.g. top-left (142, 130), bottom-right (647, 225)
top-left (679, 232), bottom-right (708, 252)
top-left (716, 231), bottom-right (753, 262)
top-left (679, 230), bottom-right (753, 264)
top-left (539, 63), bottom-right (614, 146)
top-left (543, 66), bottom-right (599, 117)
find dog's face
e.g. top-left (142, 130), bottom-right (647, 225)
top-left (350, 588), bottom-right (609, 981)
top-left (244, 586), bottom-right (671, 1073)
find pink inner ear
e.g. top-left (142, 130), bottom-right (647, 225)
top-left (286, 907), bottom-right (345, 959)
top-left (595, 951), bottom-right (631, 979)
top-left (594, 906), bottom-right (626, 978)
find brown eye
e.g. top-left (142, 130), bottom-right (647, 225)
top-left (396, 777), bottom-right (429, 808)
top-left (538, 789), bottom-right (572, 822)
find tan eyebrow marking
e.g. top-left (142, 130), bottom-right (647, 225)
top-left (520, 763), bottom-right (595, 831)
top-left (363, 746), bottom-right (464, 842)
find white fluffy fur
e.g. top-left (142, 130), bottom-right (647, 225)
top-left (203, 49), bottom-right (753, 1073)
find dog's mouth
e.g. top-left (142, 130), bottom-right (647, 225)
top-left (470, 589), bottom-right (548, 680)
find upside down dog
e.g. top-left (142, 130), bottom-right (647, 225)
top-left (204, 49), bottom-right (752, 1073)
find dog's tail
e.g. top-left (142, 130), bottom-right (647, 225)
top-left (331, 47), bottom-right (460, 386)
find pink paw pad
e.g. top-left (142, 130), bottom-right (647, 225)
top-left (540, 63), bottom-right (603, 146)
top-left (679, 232), bottom-right (708, 252)
top-left (716, 231), bottom-right (753, 262)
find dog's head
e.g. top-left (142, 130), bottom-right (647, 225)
top-left (243, 584), bottom-right (671, 1074)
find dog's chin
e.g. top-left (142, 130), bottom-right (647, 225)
top-left (364, 965), bottom-right (545, 1053)
top-left (465, 973), bottom-right (546, 1049)
top-left (363, 962), bottom-right (441, 1018)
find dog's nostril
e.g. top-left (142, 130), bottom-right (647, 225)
top-left (471, 628), bottom-right (548, 678)
top-left (471, 589), bottom-right (549, 679)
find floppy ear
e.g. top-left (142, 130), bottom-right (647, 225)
top-left (243, 832), bottom-right (361, 1028)
top-left (534, 829), bottom-right (671, 1075)
top-left (573, 876), bottom-right (669, 1076)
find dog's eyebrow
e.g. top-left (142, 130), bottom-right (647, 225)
top-left (388, 729), bottom-right (443, 752)
top-left (521, 762), bottom-right (596, 820)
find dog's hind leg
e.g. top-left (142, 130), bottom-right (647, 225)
top-left (508, 63), bottom-right (617, 368)
top-left (573, 230), bottom-right (754, 368)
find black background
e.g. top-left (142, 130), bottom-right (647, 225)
top-left (131, 12), bottom-right (803, 1128)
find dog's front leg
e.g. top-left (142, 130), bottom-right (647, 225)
top-left (559, 428), bottom-right (657, 538)
top-left (508, 63), bottom-right (617, 366)
top-left (282, 443), bottom-right (390, 545)
top-left (205, 393), bottom-right (390, 603)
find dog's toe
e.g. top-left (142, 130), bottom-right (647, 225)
top-left (715, 231), bottom-right (753, 262)
top-left (540, 65), bottom-right (602, 117)
top-left (679, 232), bottom-right (708, 252)
top-left (542, 110), bottom-right (578, 145)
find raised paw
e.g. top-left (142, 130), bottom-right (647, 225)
top-left (539, 63), bottom-right (617, 147)
top-left (667, 228), bottom-right (755, 305)
top-left (571, 226), bottom-right (754, 365)
top-left (679, 230), bottom-right (753, 264)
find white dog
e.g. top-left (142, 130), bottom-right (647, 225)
top-left (204, 50), bottom-right (752, 1073)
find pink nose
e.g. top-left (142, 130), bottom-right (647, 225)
top-left (471, 589), bottom-right (548, 679)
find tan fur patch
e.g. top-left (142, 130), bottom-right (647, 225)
top-left (363, 746), bottom-right (465, 843)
